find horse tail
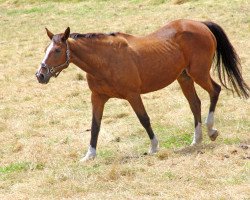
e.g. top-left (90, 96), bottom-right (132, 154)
top-left (202, 21), bottom-right (250, 98)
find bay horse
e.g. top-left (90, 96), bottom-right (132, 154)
top-left (35, 19), bottom-right (249, 162)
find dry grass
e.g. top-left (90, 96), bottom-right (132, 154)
top-left (0, 0), bottom-right (249, 199)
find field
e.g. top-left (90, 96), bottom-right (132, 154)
top-left (0, 0), bottom-right (249, 199)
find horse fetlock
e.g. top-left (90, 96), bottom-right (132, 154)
top-left (206, 122), bottom-right (213, 130)
top-left (149, 136), bottom-right (159, 154)
top-left (191, 135), bottom-right (203, 146)
top-left (191, 123), bottom-right (203, 146)
top-left (208, 129), bottom-right (219, 141)
top-left (80, 146), bottom-right (96, 162)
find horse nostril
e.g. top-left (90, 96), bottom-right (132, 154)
top-left (36, 72), bottom-right (45, 83)
top-left (40, 74), bottom-right (45, 81)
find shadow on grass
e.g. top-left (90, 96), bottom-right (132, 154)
top-left (173, 143), bottom-right (218, 155)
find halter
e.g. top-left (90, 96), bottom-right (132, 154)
top-left (40, 41), bottom-right (70, 78)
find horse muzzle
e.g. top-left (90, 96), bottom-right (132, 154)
top-left (35, 71), bottom-right (51, 84)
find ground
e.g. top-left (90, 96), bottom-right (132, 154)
top-left (0, 0), bottom-right (249, 199)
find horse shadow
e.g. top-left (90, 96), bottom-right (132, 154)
top-left (173, 143), bottom-right (219, 155)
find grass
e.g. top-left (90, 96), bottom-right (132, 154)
top-left (0, 162), bottom-right (30, 174)
top-left (0, 0), bottom-right (249, 199)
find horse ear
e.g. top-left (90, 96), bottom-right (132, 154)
top-left (45, 28), bottom-right (54, 40)
top-left (62, 27), bottom-right (70, 41)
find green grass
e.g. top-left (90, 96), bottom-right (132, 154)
top-left (163, 171), bottom-right (176, 180)
top-left (99, 149), bottom-right (115, 159)
top-left (81, 164), bottom-right (102, 175)
top-left (0, 162), bottom-right (30, 174)
top-left (161, 133), bottom-right (192, 148)
top-left (0, 162), bottom-right (45, 174)
top-left (154, 123), bottom-right (193, 148)
top-left (6, 6), bottom-right (54, 16)
top-left (223, 137), bottom-right (241, 145)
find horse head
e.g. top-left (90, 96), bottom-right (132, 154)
top-left (35, 27), bottom-right (70, 84)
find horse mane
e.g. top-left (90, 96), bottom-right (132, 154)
top-left (70, 32), bottom-right (118, 40)
top-left (69, 32), bottom-right (131, 48)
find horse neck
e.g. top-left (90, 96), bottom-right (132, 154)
top-left (68, 38), bottom-right (113, 76)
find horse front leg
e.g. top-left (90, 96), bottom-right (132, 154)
top-left (80, 92), bottom-right (109, 162)
top-left (127, 93), bottom-right (159, 154)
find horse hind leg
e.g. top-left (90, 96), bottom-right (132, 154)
top-left (204, 79), bottom-right (221, 141)
top-left (190, 69), bottom-right (221, 142)
top-left (177, 70), bottom-right (202, 145)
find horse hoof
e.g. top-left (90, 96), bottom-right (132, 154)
top-left (190, 136), bottom-right (202, 146)
top-left (191, 141), bottom-right (200, 146)
top-left (208, 129), bottom-right (219, 141)
top-left (190, 142), bottom-right (197, 146)
top-left (148, 147), bottom-right (159, 155)
top-left (80, 146), bottom-right (96, 163)
top-left (79, 154), bottom-right (96, 163)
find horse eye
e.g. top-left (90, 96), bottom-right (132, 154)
top-left (55, 48), bottom-right (61, 53)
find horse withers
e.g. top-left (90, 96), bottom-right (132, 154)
top-left (35, 19), bottom-right (249, 162)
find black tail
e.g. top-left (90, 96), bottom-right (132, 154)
top-left (203, 21), bottom-right (250, 98)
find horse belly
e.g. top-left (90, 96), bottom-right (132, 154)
top-left (140, 70), bottom-right (182, 93)
top-left (140, 54), bottom-right (185, 94)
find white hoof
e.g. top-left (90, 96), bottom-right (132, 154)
top-left (148, 136), bottom-right (159, 154)
top-left (79, 146), bottom-right (96, 162)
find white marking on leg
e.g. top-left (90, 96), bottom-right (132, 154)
top-left (149, 135), bottom-right (159, 154)
top-left (205, 111), bottom-right (214, 130)
top-left (205, 112), bottom-right (219, 140)
top-left (191, 122), bottom-right (202, 146)
top-left (80, 145), bottom-right (96, 162)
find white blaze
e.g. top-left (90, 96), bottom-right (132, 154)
top-left (42, 42), bottom-right (54, 64)
top-left (37, 42), bottom-right (54, 72)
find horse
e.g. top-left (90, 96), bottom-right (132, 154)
top-left (35, 19), bottom-right (249, 162)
